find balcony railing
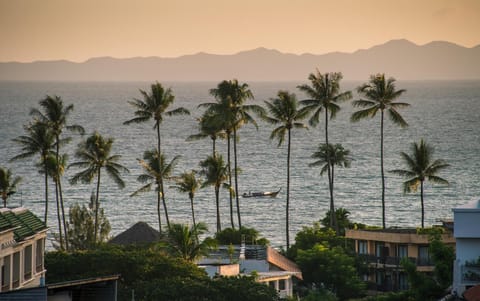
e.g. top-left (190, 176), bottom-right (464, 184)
top-left (358, 254), bottom-right (433, 267)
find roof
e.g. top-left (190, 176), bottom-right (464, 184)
top-left (109, 221), bottom-right (161, 245)
top-left (47, 275), bottom-right (120, 289)
top-left (0, 207), bottom-right (47, 241)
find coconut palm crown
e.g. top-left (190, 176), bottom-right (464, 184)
top-left (0, 167), bottom-right (22, 208)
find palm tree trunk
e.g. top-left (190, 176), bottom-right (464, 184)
top-left (380, 110), bottom-right (386, 229)
top-left (215, 185), bottom-right (221, 233)
top-left (325, 106), bottom-right (337, 232)
top-left (58, 177), bottom-right (69, 251)
top-left (54, 178), bottom-right (64, 250)
top-left (286, 128), bottom-right (291, 250)
top-left (157, 123), bottom-right (170, 229)
top-left (44, 159), bottom-right (49, 224)
top-left (331, 166), bottom-right (339, 235)
top-left (94, 169), bottom-right (101, 244)
top-left (157, 188), bottom-right (162, 233)
top-left (2, 195), bottom-right (6, 208)
top-left (190, 196), bottom-right (196, 228)
top-left (233, 128), bottom-right (241, 229)
top-left (212, 137), bottom-right (216, 157)
top-left (227, 132), bottom-right (235, 229)
top-left (420, 181), bottom-right (425, 228)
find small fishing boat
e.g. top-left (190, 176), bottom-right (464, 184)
top-left (242, 188), bottom-right (281, 198)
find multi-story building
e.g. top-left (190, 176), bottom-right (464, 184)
top-left (452, 199), bottom-right (480, 296)
top-left (0, 207), bottom-right (47, 292)
top-left (346, 226), bottom-right (455, 291)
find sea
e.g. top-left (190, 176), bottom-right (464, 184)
top-left (1, 80), bottom-right (479, 248)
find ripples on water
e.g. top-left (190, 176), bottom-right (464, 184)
top-left (1, 80), bottom-right (479, 247)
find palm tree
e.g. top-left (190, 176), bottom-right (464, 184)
top-left (124, 82), bottom-right (190, 227)
top-left (200, 154), bottom-right (229, 233)
top-left (69, 132), bottom-right (129, 243)
top-left (163, 222), bottom-right (217, 262)
top-left (171, 170), bottom-right (201, 228)
top-left (390, 139), bottom-right (449, 228)
top-left (30, 95), bottom-right (84, 249)
top-left (44, 154), bottom-right (69, 250)
top-left (263, 90), bottom-right (308, 249)
top-left (187, 112), bottom-right (226, 157)
top-left (0, 167), bottom-right (22, 208)
top-left (11, 122), bottom-right (55, 223)
top-left (297, 71), bottom-right (352, 224)
top-left (309, 143), bottom-right (352, 234)
top-left (131, 149), bottom-right (180, 232)
top-left (351, 74), bottom-right (409, 228)
top-left (206, 79), bottom-right (265, 229)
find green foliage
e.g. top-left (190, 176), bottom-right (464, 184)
top-left (287, 223), bottom-right (344, 259)
top-left (302, 289), bottom-right (338, 301)
top-left (356, 291), bottom-right (414, 301)
top-left (45, 245), bottom-right (278, 301)
top-left (214, 227), bottom-right (269, 246)
top-left (416, 226), bottom-right (445, 235)
top-left (429, 235), bottom-right (455, 289)
top-left (296, 244), bottom-right (365, 300)
top-left (400, 258), bottom-right (444, 301)
top-left (57, 201), bottom-right (110, 251)
top-left (320, 208), bottom-right (353, 236)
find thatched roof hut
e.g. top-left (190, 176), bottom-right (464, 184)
top-left (109, 221), bottom-right (161, 245)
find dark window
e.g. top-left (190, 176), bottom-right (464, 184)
top-left (398, 245), bottom-right (408, 258)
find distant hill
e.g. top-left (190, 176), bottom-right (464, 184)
top-left (1, 39), bottom-right (479, 81)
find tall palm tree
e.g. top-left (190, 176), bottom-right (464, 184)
top-left (131, 149), bottom-right (180, 232)
top-left (187, 112), bottom-right (226, 157)
top-left (44, 154), bottom-right (69, 250)
top-left (11, 122), bottom-right (55, 223)
top-left (124, 82), bottom-right (190, 227)
top-left (309, 143), bottom-right (352, 234)
top-left (30, 95), bottom-right (84, 249)
top-left (0, 167), bottom-right (22, 208)
top-left (163, 222), bottom-right (217, 262)
top-left (200, 154), bottom-right (229, 233)
top-left (206, 79), bottom-right (265, 229)
top-left (351, 74), bottom-right (409, 228)
top-left (69, 132), bottom-right (129, 243)
top-left (297, 71), bottom-right (352, 223)
top-left (390, 139), bottom-right (449, 228)
top-left (263, 90), bottom-right (308, 249)
top-left (171, 170), bottom-right (201, 228)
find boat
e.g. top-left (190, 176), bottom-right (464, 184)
top-left (242, 188), bottom-right (281, 198)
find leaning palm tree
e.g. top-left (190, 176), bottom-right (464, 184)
top-left (69, 132), bottom-right (129, 244)
top-left (263, 90), bottom-right (308, 249)
top-left (309, 143), bottom-right (352, 234)
top-left (206, 79), bottom-right (265, 229)
top-left (351, 74), bottom-right (409, 228)
top-left (30, 95), bottom-right (84, 249)
top-left (171, 170), bottom-right (201, 228)
top-left (131, 149), bottom-right (180, 232)
top-left (11, 122), bottom-right (55, 223)
top-left (200, 154), bottom-right (229, 233)
top-left (297, 71), bottom-right (352, 223)
top-left (390, 139), bottom-right (449, 228)
top-left (124, 82), bottom-right (190, 227)
top-left (0, 167), bottom-right (22, 208)
top-left (163, 222), bottom-right (217, 262)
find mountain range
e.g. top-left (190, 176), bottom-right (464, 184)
top-left (1, 39), bottom-right (479, 81)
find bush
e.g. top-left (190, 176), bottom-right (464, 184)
top-left (214, 226), bottom-right (269, 245)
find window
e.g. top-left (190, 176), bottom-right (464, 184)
top-left (278, 279), bottom-right (286, 291)
top-left (375, 242), bottom-right (384, 257)
top-left (36, 239), bottom-right (43, 273)
top-left (418, 246), bottom-right (430, 265)
top-left (375, 271), bottom-right (384, 286)
top-left (358, 240), bottom-right (368, 254)
top-left (24, 245), bottom-right (32, 280)
top-left (397, 245), bottom-right (408, 258)
top-left (398, 273), bottom-right (408, 290)
top-left (12, 252), bottom-right (20, 288)
top-left (2, 255), bottom-right (11, 291)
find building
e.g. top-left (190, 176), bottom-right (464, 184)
top-left (452, 200), bottom-right (480, 296)
top-left (199, 245), bottom-right (302, 298)
top-left (0, 207), bottom-right (47, 293)
top-left (346, 226), bottom-right (455, 291)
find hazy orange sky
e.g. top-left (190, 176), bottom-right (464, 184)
top-left (1, 0), bottom-right (479, 62)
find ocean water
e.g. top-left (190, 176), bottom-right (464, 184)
top-left (1, 80), bottom-right (479, 247)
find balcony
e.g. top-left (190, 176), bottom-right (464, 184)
top-left (358, 254), bottom-right (433, 268)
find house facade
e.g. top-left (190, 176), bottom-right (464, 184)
top-left (452, 200), bottom-right (480, 296)
top-left (346, 227), bottom-right (455, 291)
top-left (0, 207), bottom-right (47, 293)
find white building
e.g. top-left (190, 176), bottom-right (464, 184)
top-left (452, 200), bottom-right (480, 296)
top-left (0, 207), bottom-right (47, 293)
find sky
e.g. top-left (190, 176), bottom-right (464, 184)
top-left (1, 0), bottom-right (479, 62)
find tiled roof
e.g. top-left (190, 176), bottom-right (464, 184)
top-left (0, 208), bottom-right (47, 241)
